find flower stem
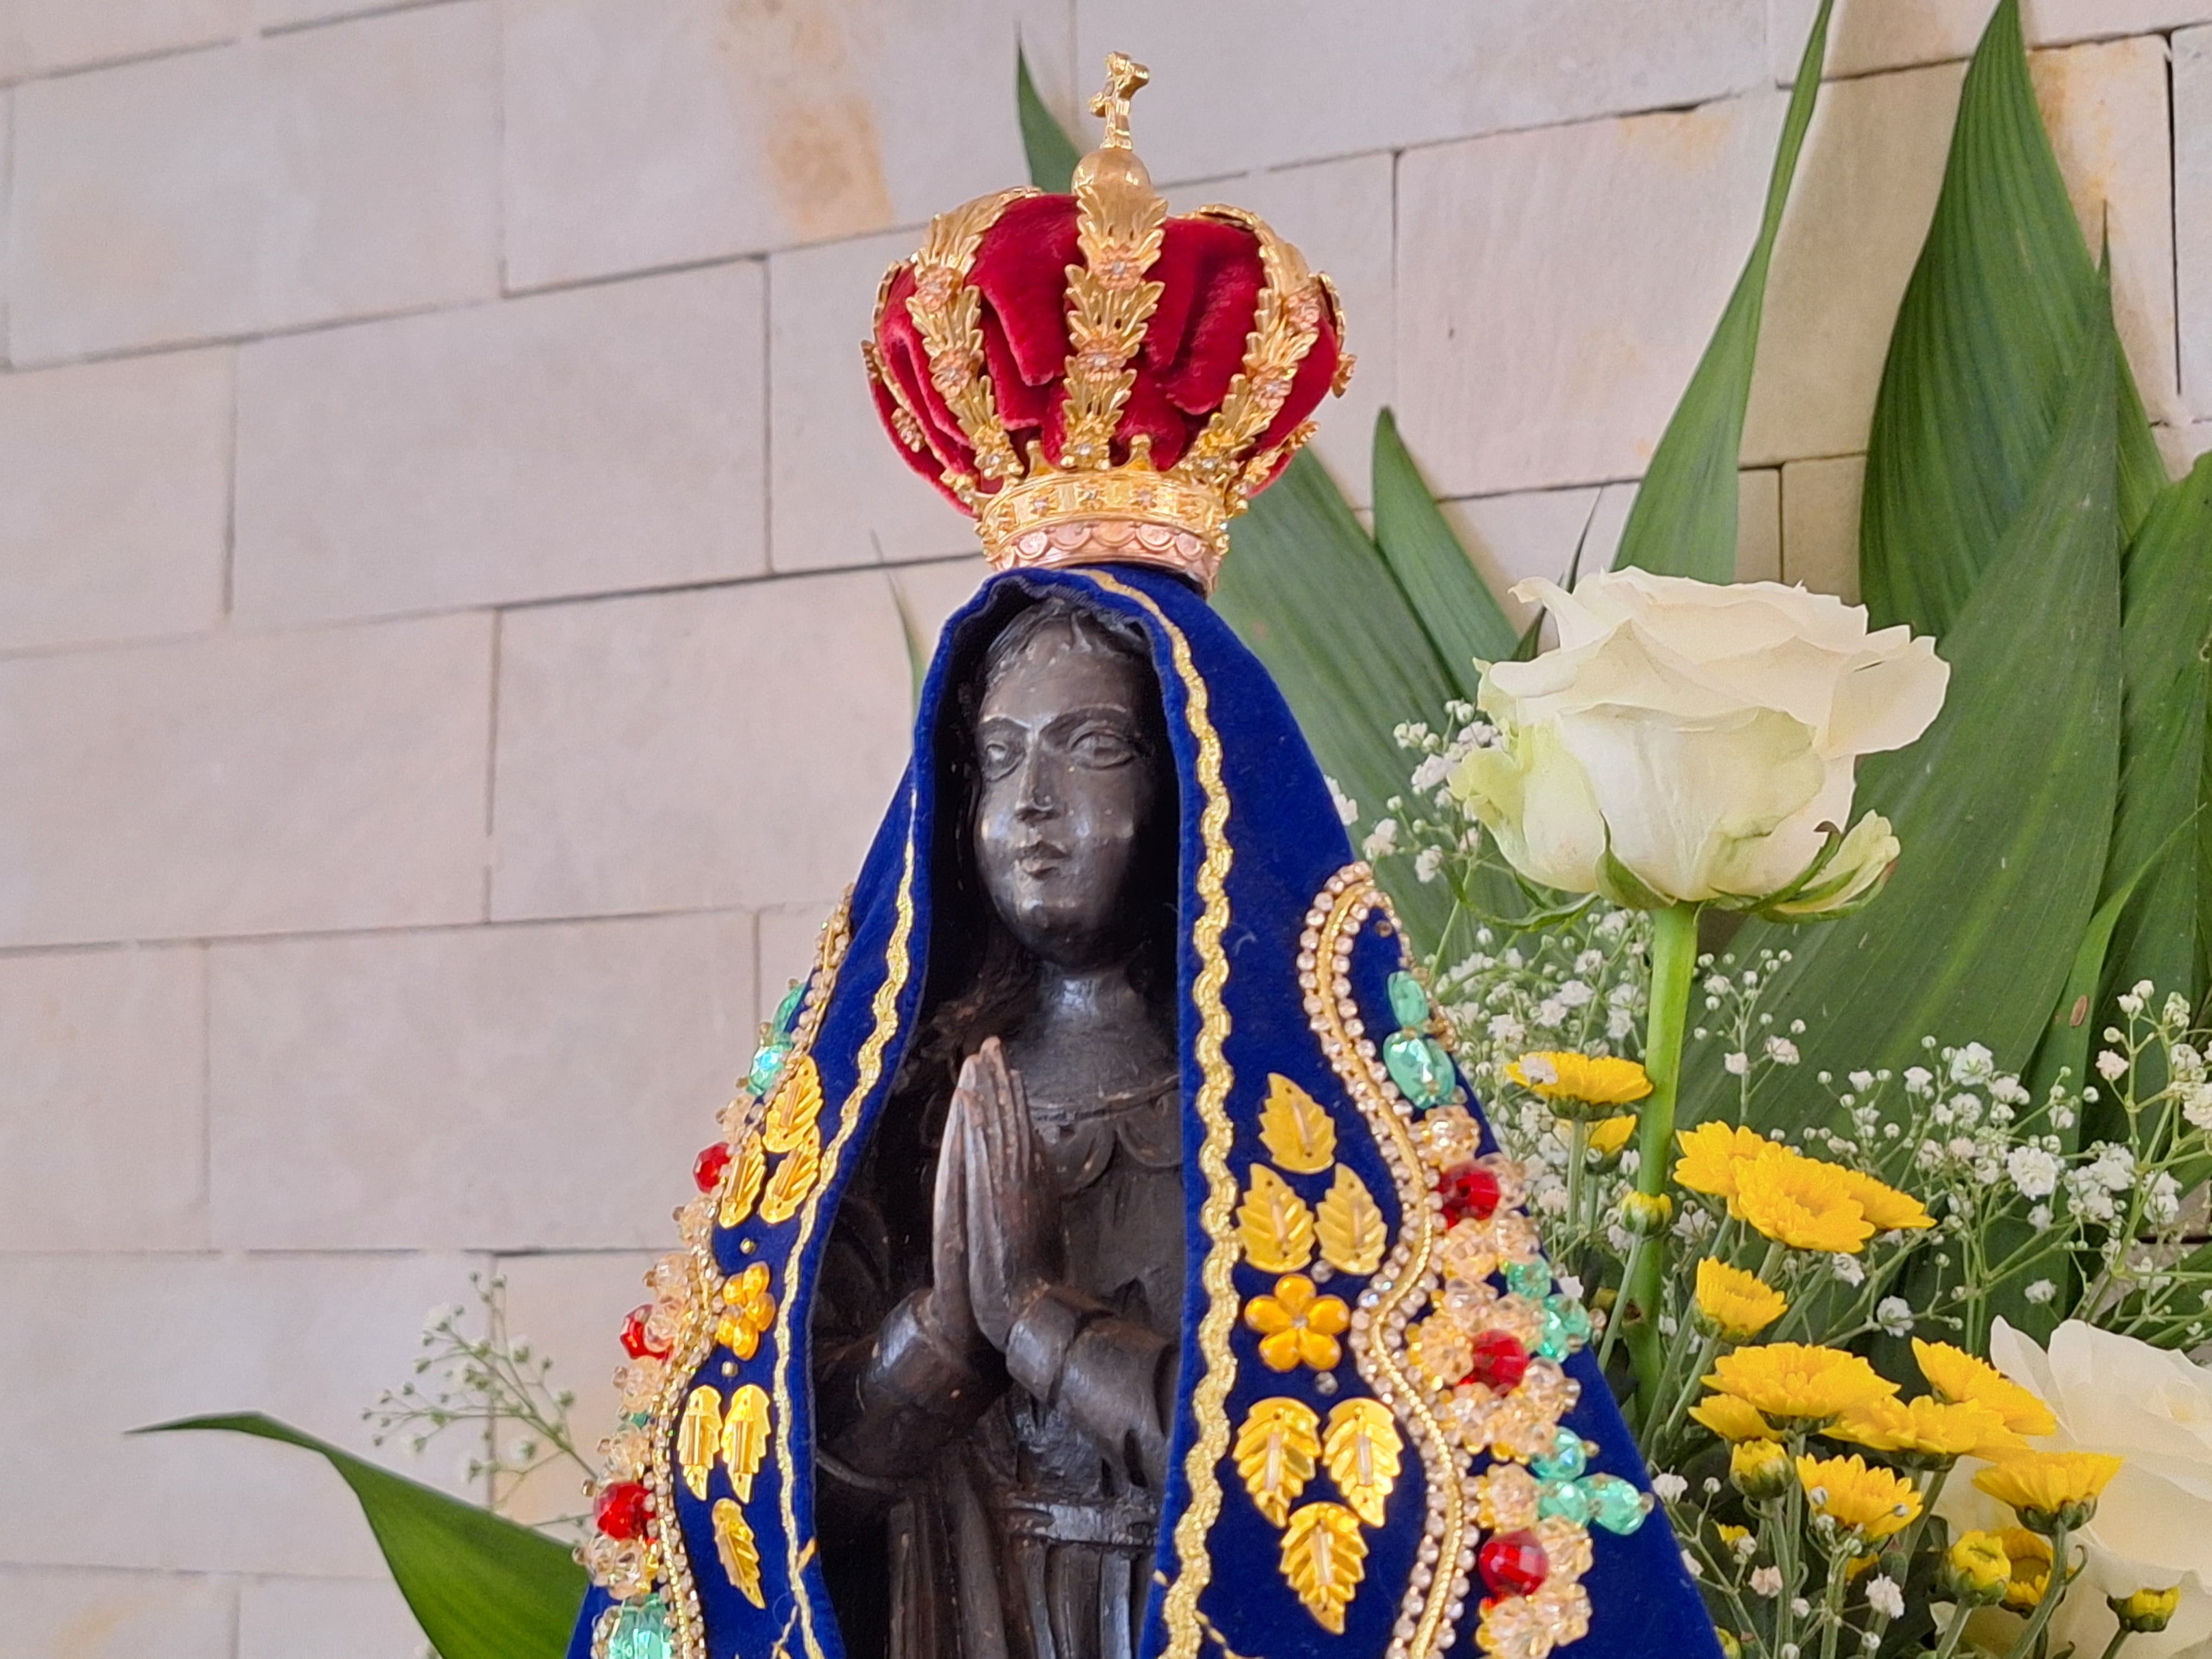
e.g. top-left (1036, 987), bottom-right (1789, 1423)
top-left (2098, 1631), bottom-right (2135, 1659)
top-left (2001, 1525), bottom-right (2072, 1659)
top-left (1930, 1598), bottom-right (1975, 1659)
top-left (1626, 901), bottom-right (1701, 1413)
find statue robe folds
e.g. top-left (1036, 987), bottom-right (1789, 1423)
top-left (567, 565), bottom-right (1721, 1659)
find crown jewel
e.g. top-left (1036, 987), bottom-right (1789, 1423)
top-left (864, 55), bottom-right (1351, 594)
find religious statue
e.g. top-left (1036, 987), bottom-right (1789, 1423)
top-left (568, 56), bottom-right (1722, 1659)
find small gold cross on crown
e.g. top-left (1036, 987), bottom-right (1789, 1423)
top-left (1090, 53), bottom-right (1149, 151)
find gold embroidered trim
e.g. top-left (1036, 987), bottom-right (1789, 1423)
top-left (904, 189), bottom-right (1038, 498)
top-left (773, 824), bottom-right (919, 1659)
top-left (1079, 570), bottom-right (1238, 1659)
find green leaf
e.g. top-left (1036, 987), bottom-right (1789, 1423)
top-left (1708, 309), bottom-right (2123, 1118)
top-left (137, 1412), bottom-right (586, 1659)
top-left (1017, 46), bottom-right (1081, 193)
top-left (1370, 408), bottom-right (1519, 699)
top-left (1860, 0), bottom-right (2163, 638)
top-left (1610, 0), bottom-right (1833, 582)
top-left (1214, 449), bottom-right (1460, 949)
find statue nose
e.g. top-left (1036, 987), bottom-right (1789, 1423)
top-left (1016, 756), bottom-right (1059, 820)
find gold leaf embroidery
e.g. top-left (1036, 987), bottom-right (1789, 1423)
top-left (719, 1132), bottom-right (766, 1227)
top-left (1322, 1398), bottom-right (1403, 1527)
top-left (712, 1497), bottom-right (767, 1608)
top-left (759, 1124), bottom-right (821, 1225)
top-left (1257, 1073), bottom-right (1336, 1173)
top-left (1237, 1164), bottom-right (1315, 1273)
top-left (1316, 1164), bottom-right (1387, 1276)
top-left (763, 1055), bottom-right (823, 1155)
top-left (677, 1386), bottom-right (722, 1500)
top-left (721, 1382), bottom-right (770, 1501)
top-left (1233, 1397), bottom-right (1320, 1526)
top-left (1279, 1501), bottom-right (1368, 1634)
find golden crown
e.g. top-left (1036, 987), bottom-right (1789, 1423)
top-left (863, 55), bottom-right (1352, 593)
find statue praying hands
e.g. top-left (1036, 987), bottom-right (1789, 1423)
top-left (810, 595), bottom-right (1186, 1659)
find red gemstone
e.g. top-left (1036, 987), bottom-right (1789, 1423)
top-left (1479, 1529), bottom-right (1549, 1598)
top-left (1441, 1166), bottom-right (1502, 1224)
top-left (693, 1141), bottom-right (733, 1192)
top-left (595, 1480), bottom-right (652, 1540)
top-left (1463, 1329), bottom-right (1531, 1392)
top-left (619, 1303), bottom-right (668, 1360)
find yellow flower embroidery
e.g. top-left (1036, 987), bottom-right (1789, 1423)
top-left (1973, 1450), bottom-right (2123, 1520)
top-left (1693, 1258), bottom-right (1787, 1340)
top-left (1690, 1393), bottom-right (1782, 1443)
top-left (1733, 1149), bottom-right (1875, 1255)
top-left (1705, 1342), bottom-right (1897, 1425)
top-left (717, 1263), bottom-right (776, 1361)
top-left (1507, 1051), bottom-right (1653, 1113)
top-left (1912, 1339), bottom-right (2059, 1436)
top-left (1824, 1393), bottom-right (2025, 1461)
top-left (1795, 1452), bottom-right (1923, 1541)
top-left (1245, 1274), bottom-right (1352, 1373)
top-left (1673, 1122), bottom-right (1774, 1204)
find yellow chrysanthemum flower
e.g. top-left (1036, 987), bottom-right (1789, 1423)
top-left (1674, 1122), bottom-right (1775, 1203)
top-left (1733, 1149), bottom-right (1876, 1255)
top-left (1828, 1166), bottom-right (1935, 1233)
top-left (1947, 1531), bottom-right (2012, 1599)
top-left (1692, 1393), bottom-right (1782, 1442)
top-left (1912, 1339), bottom-right (2060, 1436)
top-left (1585, 1114), bottom-right (1637, 1158)
top-left (1508, 1051), bottom-right (1653, 1108)
top-left (1705, 1342), bottom-right (1898, 1425)
top-left (1997, 1527), bottom-right (2053, 1609)
top-left (1729, 1437), bottom-right (1795, 1501)
top-left (1823, 1394), bottom-right (2027, 1461)
top-left (1795, 1452), bottom-right (1923, 1541)
top-left (1973, 1451), bottom-right (2124, 1528)
top-left (2114, 1586), bottom-right (2183, 1634)
top-left (1694, 1258), bottom-right (1788, 1340)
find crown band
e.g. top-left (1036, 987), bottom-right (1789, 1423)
top-left (978, 466), bottom-right (1227, 590)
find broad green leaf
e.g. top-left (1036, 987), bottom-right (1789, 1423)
top-left (1215, 450), bottom-right (1459, 949)
top-left (1017, 47), bottom-right (1081, 193)
top-left (138, 1412), bottom-right (585, 1659)
top-left (1371, 408), bottom-right (1519, 699)
top-left (1860, 0), bottom-right (2162, 638)
top-left (1610, 0), bottom-right (1832, 582)
top-left (1706, 313), bottom-right (2123, 1120)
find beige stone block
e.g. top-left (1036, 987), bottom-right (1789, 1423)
top-left (1076, 0), bottom-right (1766, 184)
top-left (1739, 467), bottom-right (1784, 582)
top-left (0, 1566), bottom-right (235, 1658)
top-left (490, 1250), bottom-right (660, 1527)
top-left (7, 5), bottom-right (498, 363)
top-left (1782, 453), bottom-right (1867, 602)
top-left (1397, 92), bottom-right (1785, 497)
top-left (1437, 486), bottom-right (1606, 634)
top-left (491, 566), bottom-right (975, 919)
top-left (236, 263), bottom-right (766, 625)
top-left (0, 1251), bottom-right (482, 1573)
top-left (237, 1576), bottom-right (426, 1659)
top-left (0, 349), bottom-right (230, 652)
top-left (1773, 0), bottom-right (2212, 80)
top-left (2178, 28), bottom-right (2212, 419)
top-left (2157, 421), bottom-right (2212, 471)
top-left (209, 912), bottom-right (755, 1250)
top-left (0, 0), bottom-right (244, 82)
top-left (501, 0), bottom-right (1070, 291)
top-left (1744, 37), bottom-right (2175, 465)
top-left (1169, 154), bottom-right (1396, 503)
top-left (0, 946), bottom-right (205, 1251)
top-left (0, 616), bottom-right (492, 948)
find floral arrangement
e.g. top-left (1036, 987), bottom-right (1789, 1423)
top-left (1354, 568), bottom-right (2212, 1659)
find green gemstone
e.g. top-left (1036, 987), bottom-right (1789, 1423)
top-left (625, 1410), bottom-right (652, 1429)
top-left (771, 981), bottom-right (806, 1035)
top-left (1545, 1294), bottom-right (1594, 1346)
top-left (607, 1597), bottom-right (676, 1659)
top-left (1386, 970), bottom-right (1431, 1030)
top-left (747, 1040), bottom-right (793, 1096)
top-left (1503, 1260), bottom-right (1553, 1300)
top-left (1583, 1473), bottom-right (1650, 1535)
top-left (1382, 1031), bottom-right (1454, 1108)
top-left (1538, 1479), bottom-right (1594, 1526)
top-left (1531, 1426), bottom-right (1588, 1483)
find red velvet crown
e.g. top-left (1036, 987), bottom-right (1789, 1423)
top-left (863, 56), bottom-right (1350, 593)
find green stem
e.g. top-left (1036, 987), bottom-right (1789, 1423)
top-left (1817, 1537), bottom-right (1856, 1659)
top-left (2098, 1630), bottom-right (2135, 1659)
top-left (1930, 1598), bottom-right (1975, 1659)
top-left (2001, 1526), bottom-right (2072, 1659)
top-left (1627, 901), bottom-right (1701, 1414)
top-left (1568, 1119), bottom-right (1589, 1234)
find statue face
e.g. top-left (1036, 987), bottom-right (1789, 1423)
top-left (973, 621), bottom-right (1163, 969)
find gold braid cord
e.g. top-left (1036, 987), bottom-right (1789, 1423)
top-left (903, 187), bottom-right (1038, 501)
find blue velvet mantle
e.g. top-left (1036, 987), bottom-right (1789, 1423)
top-left (567, 565), bottom-right (1721, 1659)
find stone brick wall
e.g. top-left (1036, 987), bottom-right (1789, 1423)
top-left (1, 0), bottom-right (2201, 1650)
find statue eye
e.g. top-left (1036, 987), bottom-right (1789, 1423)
top-left (1070, 726), bottom-right (1137, 767)
top-left (978, 737), bottom-right (1020, 780)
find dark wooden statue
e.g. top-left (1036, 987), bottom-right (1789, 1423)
top-left (811, 595), bottom-right (1185, 1659)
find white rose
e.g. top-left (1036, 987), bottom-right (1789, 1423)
top-left (1938, 1320), bottom-right (2212, 1658)
top-left (1449, 570), bottom-right (1947, 910)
